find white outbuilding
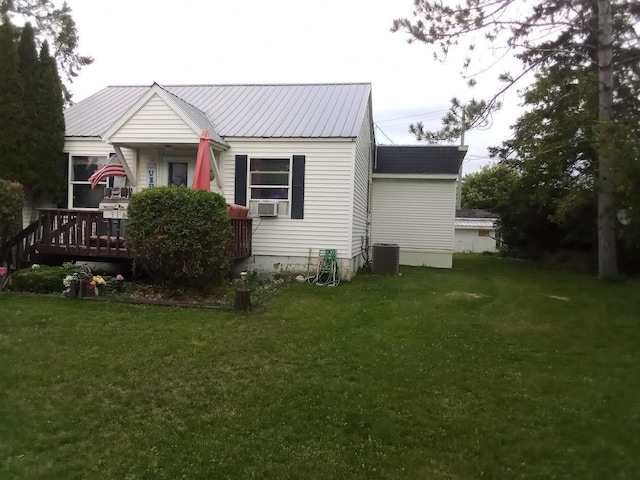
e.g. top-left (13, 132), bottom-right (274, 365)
top-left (454, 209), bottom-right (499, 253)
top-left (371, 145), bottom-right (467, 268)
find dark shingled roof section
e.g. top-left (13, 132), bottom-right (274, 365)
top-left (456, 209), bottom-right (498, 219)
top-left (374, 145), bottom-right (466, 175)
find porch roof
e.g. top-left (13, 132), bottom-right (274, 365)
top-left (101, 83), bottom-right (228, 147)
top-left (161, 87), bottom-right (227, 146)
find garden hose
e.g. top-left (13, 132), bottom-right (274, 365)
top-left (312, 249), bottom-right (340, 287)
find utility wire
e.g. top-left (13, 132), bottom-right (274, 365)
top-left (375, 108), bottom-right (450, 124)
top-left (373, 123), bottom-right (396, 145)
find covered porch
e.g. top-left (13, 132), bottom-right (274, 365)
top-left (63, 82), bottom-right (228, 212)
top-left (101, 83), bottom-right (228, 194)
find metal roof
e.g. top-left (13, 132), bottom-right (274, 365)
top-left (65, 83), bottom-right (372, 139)
top-left (374, 145), bottom-right (466, 175)
top-left (455, 218), bottom-right (497, 229)
top-left (159, 86), bottom-right (227, 146)
top-left (65, 86), bottom-right (146, 137)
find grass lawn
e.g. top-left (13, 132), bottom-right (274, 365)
top-left (1, 255), bottom-right (639, 479)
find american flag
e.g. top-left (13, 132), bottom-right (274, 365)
top-left (89, 153), bottom-right (127, 189)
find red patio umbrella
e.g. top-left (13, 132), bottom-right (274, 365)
top-left (192, 129), bottom-right (211, 191)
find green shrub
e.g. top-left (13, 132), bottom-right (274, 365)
top-left (126, 187), bottom-right (233, 288)
top-left (10, 264), bottom-right (80, 293)
top-left (0, 179), bottom-right (24, 245)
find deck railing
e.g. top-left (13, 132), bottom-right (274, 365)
top-left (1, 216), bottom-right (41, 270)
top-left (231, 217), bottom-right (252, 259)
top-left (1, 210), bottom-right (253, 268)
top-left (38, 209), bottom-right (129, 258)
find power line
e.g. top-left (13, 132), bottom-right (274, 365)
top-left (375, 108), bottom-right (450, 124)
top-left (465, 159), bottom-right (490, 163)
top-left (373, 123), bottom-right (396, 145)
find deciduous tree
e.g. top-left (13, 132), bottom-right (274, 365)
top-left (489, 56), bottom-right (639, 267)
top-left (392, 0), bottom-right (640, 278)
top-left (461, 163), bottom-right (519, 212)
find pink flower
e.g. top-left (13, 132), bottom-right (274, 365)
top-left (116, 274), bottom-right (124, 282)
top-left (0, 266), bottom-right (6, 276)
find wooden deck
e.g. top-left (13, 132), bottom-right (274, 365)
top-left (2, 209), bottom-right (252, 270)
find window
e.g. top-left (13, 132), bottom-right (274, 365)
top-left (249, 158), bottom-right (290, 200)
top-left (69, 155), bottom-right (113, 208)
top-left (169, 162), bottom-right (188, 186)
top-left (478, 229), bottom-right (491, 237)
top-left (236, 154), bottom-right (305, 219)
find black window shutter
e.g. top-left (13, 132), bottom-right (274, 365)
top-left (234, 155), bottom-right (248, 206)
top-left (291, 155), bottom-right (305, 219)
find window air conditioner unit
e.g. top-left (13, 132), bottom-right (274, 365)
top-left (257, 201), bottom-right (278, 217)
top-left (104, 187), bottom-right (132, 199)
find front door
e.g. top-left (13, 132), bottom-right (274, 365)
top-left (168, 162), bottom-right (188, 187)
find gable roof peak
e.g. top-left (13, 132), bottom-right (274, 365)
top-left (101, 84), bottom-right (227, 146)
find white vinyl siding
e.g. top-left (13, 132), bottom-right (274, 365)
top-left (454, 228), bottom-right (497, 253)
top-left (108, 94), bottom-right (199, 144)
top-left (222, 138), bottom-right (355, 260)
top-left (65, 138), bottom-right (117, 157)
top-left (137, 148), bottom-right (160, 189)
top-left (21, 197), bottom-right (55, 228)
top-left (371, 178), bottom-right (456, 254)
top-left (21, 202), bottom-right (32, 228)
top-left (351, 102), bottom-right (373, 260)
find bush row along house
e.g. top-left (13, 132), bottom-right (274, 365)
top-left (24, 82), bottom-right (466, 278)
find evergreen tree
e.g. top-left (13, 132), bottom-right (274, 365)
top-left (0, 16), bottom-right (64, 208)
top-left (0, 14), bottom-right (25, 183)
top-left (35, 40), bottom-right (65, 200)
top-left (1, 0), bottom-right (92, 103)
top-left (17, 21), bottom-right (39, 191)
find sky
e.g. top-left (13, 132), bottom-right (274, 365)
top-left (57, 0), bottom-right (522, 175)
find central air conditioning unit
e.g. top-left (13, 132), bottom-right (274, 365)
top-left (257, 201), bottom-right (278, 217)
top-left (372, 243), bottom-right (400, 275)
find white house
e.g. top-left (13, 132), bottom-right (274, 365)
top-left (454, 209), bottom-right (499, 253)
top-left (19, 82), bottom-right (466, 278)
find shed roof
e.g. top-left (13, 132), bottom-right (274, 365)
top-left (374, 145), bottom-right (466, 175)
top-left (456, 209), bottom-right (498, 219)
top-left (65, 83), bottom-right (372, 139)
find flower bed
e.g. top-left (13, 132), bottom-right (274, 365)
top-left (4, 264), bottom-right (288, 310)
